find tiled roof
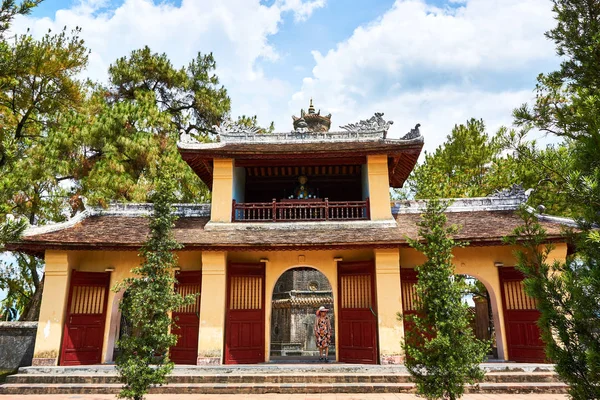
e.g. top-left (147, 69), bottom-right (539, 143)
top-left (6, 199), bottom-right (573, 255)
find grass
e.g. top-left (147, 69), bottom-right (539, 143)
top-left (0, 369), bottom-right (16, 383)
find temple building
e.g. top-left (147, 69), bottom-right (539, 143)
top-left (7, 101), bottom-right (575, 366)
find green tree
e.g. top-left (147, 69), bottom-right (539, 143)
top-left (509, 1), bottom-right (600, 397)
top-left (505, 212), bottom-right (600, 399)
top-left (69, 47), bottom-right (232, 205)
top-left (406, 118), bottom-right (574, 217)
top-left (403, 199), bottom-right (489, 400)
top-left (115, 156), bottom-right (193, 400)
top-left (410, 119), bottom-right (504, 199)
top-left (0, 0), bottom-right (41, 37)
top-left (0, 19), bottom-right (88, 320)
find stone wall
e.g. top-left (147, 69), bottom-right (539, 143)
top-left (0, 322), bottom-right (37, 370)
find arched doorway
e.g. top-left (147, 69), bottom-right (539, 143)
top-left (401, 269), bottom-right (501, 360)
top-left (270, 267), bottom-right (335, 362)
top-left (457, 274), bottom-right (498, 359)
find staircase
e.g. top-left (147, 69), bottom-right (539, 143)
top-left (0, 363), bottom-right (568, 395)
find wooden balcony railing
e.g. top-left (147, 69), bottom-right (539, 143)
top-left (232, 198), bottom-right (370, 222)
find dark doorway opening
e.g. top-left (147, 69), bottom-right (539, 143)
top-left (270, 267), bottom-right (335, 362)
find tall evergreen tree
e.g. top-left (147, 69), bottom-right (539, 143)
top-left (509, 1), bottom-right (600, 397)
top-left (404, 200), bottom-right (489, 400)
top-left (505, 212), bottom-right (600, 399)
top-left (115, 155), bottom-right (193, 400)
top-left (0, 7), bottom-right (88, 320)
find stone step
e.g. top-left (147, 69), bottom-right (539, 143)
top-left (16, 362), bottom-right (557, 375)
top-left (5, 371), bottom-right (561, 385)
top-left (0, 381), bottom-right (569, 395)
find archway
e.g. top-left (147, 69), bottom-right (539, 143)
top-left (456, 274), bottom-right (498, 359)
top-left (401, 268), bottom-right (504, 360)
top-left (270, 267), bottom-right (335, 362)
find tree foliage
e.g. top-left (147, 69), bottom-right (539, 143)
top-left (0, 16), bottom-right (88, 320)
top-left (0, 0), bottom-right (41, 37)
top-left (407, 118), bottom-right (574, 217)
top-left (403, 199), bottom-right (489, 400)
top-left (508, 1), bottom-right (600, 397)
top-left (114, 157), bottom-right (193, 400)
top-left (505, 212), bottom-right (600, 399)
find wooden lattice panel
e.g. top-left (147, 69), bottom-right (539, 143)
top-left (175, 284), bottom-right (201, 314)
top-left (69, 285), bottom-right (106, 315)
top-left (229, 276), bottom-right (262, 310)
top-left (401, 281), bottom-right (419, 312)
top-left (341, 275), bottom-right (371, 309)
top-left (503, 281), bottom-right (537, 310)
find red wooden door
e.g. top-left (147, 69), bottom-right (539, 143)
top-left (60, 271), bottom-right (111, 366)
top-left (337, 261), bottom-right (378, 364)
top-left (225, 262), bottom-right (265, 364)
top-left (400, 268), bottom-right (418, 337)
top-left (171, 271), bottom-right (202, 365)
top-left (499, 267), bottom-right (546, 363)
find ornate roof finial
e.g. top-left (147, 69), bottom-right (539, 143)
top-left (308, 98), bottom-right (315, 114)
top-left (292, 99), bottom-right (332, 132)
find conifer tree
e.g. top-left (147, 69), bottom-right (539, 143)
top-left (505, 212), bottom-right (600, 399)
top-left (114, 156), bottom-right (193, 400)
top-left (509, 1), bottom-right (600, 397)
top-left (404, 199), bottom-right (489, 400)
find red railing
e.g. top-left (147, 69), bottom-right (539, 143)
top-left (232, 198), bottom-right (370, 222)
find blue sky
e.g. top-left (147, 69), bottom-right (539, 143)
top-left (3, 0), bottom-right (560, 303)
top-left (11, 0), bottom-right (560, 145)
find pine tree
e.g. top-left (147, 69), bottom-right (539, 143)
top-left (505, 212), bottom-right (600, 399)
top-left (510, 1), bottom-right (600, 397)
top-left (114, 156), bottom-right (193, 400)
top-left (404, 199), bottom-right (489, 400)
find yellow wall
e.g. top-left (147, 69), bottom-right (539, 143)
top-left (32, 251), bottom-right (71, 365)
top-left (210, 158), bottom-right (234, 222)
top-left (374, 248), bottom-right (404, 363)
top-left (366, 154), bottom-right (393, 220)
top-left (399, 243), bottom-right (568, 361)
top-left (197, 252), bottom-right (227, 364)
top-left (35, 241), bottom-right (569, 365)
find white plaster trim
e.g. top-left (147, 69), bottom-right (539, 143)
top-left (177, 135), bottom-right (423, 149)
top-left (393, 196), bottom-right (529, 214)
top-left (204, 219), bottom-right (398, 231)
top-left (22, 209), bottom-right (92, 236)
top-left (22, 203), bottom-right (211, 237)
top-left (524, 206), bottom-right (579, 228)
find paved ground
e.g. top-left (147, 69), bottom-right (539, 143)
top-left (2, 395), bottom-right (569, 399)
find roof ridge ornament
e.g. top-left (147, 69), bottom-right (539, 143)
top-left (401, 123), bottom-right (421, 140)
top-left (491, 183), bottom-right (532, 199)
top-left (340, 112), bottom-right (393, 136)
top-left (213, 119), bottom-right (262, 135)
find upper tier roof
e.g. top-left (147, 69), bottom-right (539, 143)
top-left (6, 192), bottom-right (577, 257)
top-left (178, 113), bottom-right (424, 189)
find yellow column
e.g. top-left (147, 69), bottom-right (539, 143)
top-left (197, 251), bottom-right (227, 364)
top-left (32, 251), bottom-right (71, 366)
top-left (374, 248), bottom-right (404, 364)
top-left (210, 158), bottom-right (234, 222)
top-left (367, 154), bottom-right (393, 220)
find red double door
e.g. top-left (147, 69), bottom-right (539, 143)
top-left (499, 267), bottom-right (546, 363)
top-left (170, 271), bottom-right (202, 365)
top-left (337, 261), bottom-right (378, 364)
top-left (225, 262), bottom-right (266, 364)
top-left (60, 271), bottom-right (111, 365)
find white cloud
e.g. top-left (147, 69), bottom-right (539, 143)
top-left (9, 0), bottom-right (559, 149)
top-left (10, 0), bottom-right (326, 126)
top-left (278, 0), bottom-right (326, 22)
top-left (291, 0), bottom-right (558, 153)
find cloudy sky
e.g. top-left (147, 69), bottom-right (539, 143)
top-left (10, 0), bottom-right (561, 153)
